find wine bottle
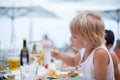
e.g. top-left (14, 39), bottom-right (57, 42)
top-left (20, 39), bottom-right (29, 66)
top-left (32, 44), bottom-right (37, 54)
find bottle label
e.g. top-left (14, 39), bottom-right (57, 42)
top-left (22, 52), bottom-right (28, 63)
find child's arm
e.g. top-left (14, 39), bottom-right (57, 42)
top-left (51, 49), bottom-right (80, 67)
top-left (94, 49), bottom-right (109, 80)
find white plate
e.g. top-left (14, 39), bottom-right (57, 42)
top-left (47, 76), bottom-right (84, 80)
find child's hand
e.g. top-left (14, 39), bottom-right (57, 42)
top-left (51, 49), bottom-right (62, 59)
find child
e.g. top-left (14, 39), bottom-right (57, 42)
top-left (51, 11), bottom-right (114, 80)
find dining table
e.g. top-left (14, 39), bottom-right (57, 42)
top-left (2, 63), bottom-right (89, 80)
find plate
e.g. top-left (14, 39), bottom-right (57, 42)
top-left (47, 76), bottom-right (84, 80)
top-left (0, 70), bottom-right (8, 74)
top-left (47, 76), bottom-right (59, 79)
top-left (47, 69), bottom-right (84, 80)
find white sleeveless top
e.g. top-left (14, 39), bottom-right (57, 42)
top-left (79, 44), bottom-right (115, 80)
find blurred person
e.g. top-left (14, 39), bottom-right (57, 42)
top-left (63, 43), bottom-right (77, 53)
top-left (41, 34), bottom-right (54, 50)
top-left (40, 34), bottom-right (54, 65)
top-left (51, 11), bottom-right (114, 80)
top-left (114, 40), bottom-right (120, 71)
top-left (114, 40), bottom-right (120, 62)
top-left (105, 29), bottom-right (120, 80)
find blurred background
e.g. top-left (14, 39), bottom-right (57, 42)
top-left (0, 0), bottom-right (120, 52)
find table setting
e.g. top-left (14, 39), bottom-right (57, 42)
top-left (1, 62), bottom-right (86, 80)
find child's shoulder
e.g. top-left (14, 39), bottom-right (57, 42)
top-left (93, 48), bottom-right (109, 65)
top-left (94, 44), bottom-right (108, 54)
top-left (94, 48), bottom-right (108, 58)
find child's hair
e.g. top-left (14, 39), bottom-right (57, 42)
top-left (70, 11), bottom-right (105, 48)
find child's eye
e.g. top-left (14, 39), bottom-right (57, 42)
top-left (71, 34), bottom-right (78, 38)
top-left (73, 36), bottom-right (77, 38)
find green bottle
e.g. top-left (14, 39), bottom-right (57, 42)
top-left (20, 39), bottom-right (29, 66)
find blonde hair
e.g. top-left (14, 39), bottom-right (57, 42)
top-left (70, 11), bottom-right (105, 48)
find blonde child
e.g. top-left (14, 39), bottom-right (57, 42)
top-left (51, 11), bottom-right (115, 80)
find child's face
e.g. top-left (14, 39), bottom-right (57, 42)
top-left (70, 33), bottom-right (85, 49)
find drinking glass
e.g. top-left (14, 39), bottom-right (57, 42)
top-left (8, 54), bottom-right (20, 73)
top-left (20, 64), bottom-right (38, 80)
top-left (32, 43), bottom-right (44, 65)
top-left (36, 54), bottom-right (44, 65)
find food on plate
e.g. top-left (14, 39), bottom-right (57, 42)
top-left (68, 70), bottom-right (79, 78)
top-left (48, 69), bottom-right (81, 78)
top-left (48, 69), bottom-right (60, 78)
top-left (70, 73), bottom-right (78, 77)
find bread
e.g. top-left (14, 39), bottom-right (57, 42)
top-left (0, 62), bottom-right (5, 70)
